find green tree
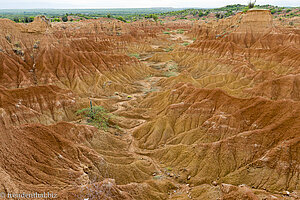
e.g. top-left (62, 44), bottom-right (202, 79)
top-left (271, 9), bottom-right (276, 14)
top-left (13, 17), bottom-right (19, 23)
top-left (198, 11), bottom-right (204, 17)
top-left (52, 18), bottom-right (61, 22)
top-left (152, 14), bottom-right (158, 22)
top-left (215, 12), bottom-right (224, 19)
top-left (62, 15), bottom-right (68, 22)
top-left (248, 0), bottom-right (256, 9)
top-left (116, 16), bottom-right (126, 22)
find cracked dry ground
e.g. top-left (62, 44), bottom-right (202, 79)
top-left (0, 9), bottom-right (300, 200)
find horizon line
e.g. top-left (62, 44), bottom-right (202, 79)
top-left (0, 5), bottom-right (299, 10)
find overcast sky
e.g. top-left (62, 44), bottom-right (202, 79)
top-left (0, 0), bottom-right (299, 9)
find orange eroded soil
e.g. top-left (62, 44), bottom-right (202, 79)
top-left (0, 10), bottom-right (299, 200)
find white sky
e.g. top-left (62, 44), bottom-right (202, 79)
top-left (0, 0), bottom-right (299, 9)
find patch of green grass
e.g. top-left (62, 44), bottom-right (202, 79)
top-left (168, 65), bottom-right (178, 71)
top-left (76, 106), bottom-right (112, 130)
top-left (192, 38), bottom-right (196, 41)
top-left (163, 71), bottom-right (178, 77)
top-left (182, 42), bottom-right (190, 46)
top-left (164, 46), bottom-right (173, 52)
top-left (163, 31), bottom-right (171, 34)
top-left (165, 167), bottom-right (173, 171)
top-left (114, 125), bottom-right (120, 130)
top-left (176, 29), bottom-right (184, 34)
top-left (128, 53), bottom-right (140, 59)
top-left (153, 175), bottom-right (163, 180)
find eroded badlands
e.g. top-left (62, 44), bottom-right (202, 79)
top-left (0, 9), bottom-right (299, 199)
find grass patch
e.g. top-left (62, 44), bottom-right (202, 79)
top-left (165, 167), bottom-right (173, 171)
top-left (128, 53), bottom-right (140, 59)
top-left (163, 31), bottom-right (171, 35)
top-left (182, 42), bottom-right (190, 46)
top-left (164, 46), bottom-right (174, 52)
top-left (177, 29), bottom-right (184, 34)
top-left (163, 71), bottom-right (178, 77)
top-left (167, 65), bottom-right (178, 71)
top-left (153, 175), bottom-right (163, 180)
top-left (76, 106), bottom-right (113, 130)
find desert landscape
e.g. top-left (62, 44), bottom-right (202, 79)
top-left (0, 3), bottom-right (299, 200)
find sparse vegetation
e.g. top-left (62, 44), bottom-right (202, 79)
top-left (62, 15), bottom-right (68, 22)
top-left (144, 14), bottom-right (158, 21)
top-left (0, 5), bottom-right (298, 22)
top-left (165, 167), bottom-right (173, 171)
top-left (248, 0), bottom-right (256, 9)
top-left (153, 175), bottom-right (163, 180)
top-left (163, 71), bottom-right (177, 77)
top-left (215, 12), bottom-right (224, 19)
top-left (177, 29), bottom-right (184, 34)
top-left (128, 53), bottom-right (140, 59)
top-left (116, 16), bottom-right (126, 22)
top-left (52, 18), bottom-right (61, 22)
top-left (76, 106), bottom-right (112, 130)
top-left (164, 46), bottom-right (174, 52)
top-left (168, 65), bottom-right (178, 71)
top-left (5, 35), bottom-right (11, 43)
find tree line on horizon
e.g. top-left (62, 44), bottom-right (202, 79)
top-left (0, 4), bottom-right (298, 23)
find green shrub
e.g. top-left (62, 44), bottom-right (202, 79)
top-left (165, 167), bottom-right (173, 171)
top-left (5, 35), bottom-right (11, 43)
top-left (116, 16), bottom-right (126, 22)
top-left (182, 42), bottom-right (189, 46)
top-left (145, 14), bottom-right (158, 21)
top-left (52, 18), bottom-right (61, 22)
top-left (248, 0), bottom-right (256, 9)
top-left (198, 11), bottom-right (204, 17)
top-left (271, 9), bottom-right (276, 14)
top-left (153, 175), bottom-right (162, 180)
top-left (168, 65), bottom-right (178, 71)
top-left (76, 106), bottom-right (112, 130)
top-left (129, 53), bottom-right (140, 59)
top-left (163, 31), bottom-right (170, 34)
top-left (177, 29), bottom-right (184, 34)
top-left (164, 46), bottom-right (173, 52)
top-left (163, 71), bottom-right (178, 77)
top-left (62, 15), bottom-right (68, 22)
